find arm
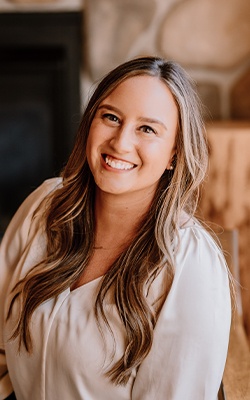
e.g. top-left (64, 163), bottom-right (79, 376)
top-left (0, 178), bottom-right (61, 400)
top-left (132, 226), bottom-right (231, 400)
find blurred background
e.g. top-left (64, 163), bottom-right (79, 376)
top-left (0, 0), bottom-right (250, 344)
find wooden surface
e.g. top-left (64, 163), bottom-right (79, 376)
top-left (198, 121), bottom-right (250, 344)
top-left (223, 313), bottom-right (250, 400)
top-left (218, 230), bottom-right (250, 399)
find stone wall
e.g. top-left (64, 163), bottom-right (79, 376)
top-left (84, 0), bottom-right (250, 121)
top-left (1, 0), bottom-right (250, 120)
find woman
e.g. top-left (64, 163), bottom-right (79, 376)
top-left (0, 56), bottom-right (231, 400)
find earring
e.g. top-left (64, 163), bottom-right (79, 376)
top-left (169, 165), bottom-right (174, 170)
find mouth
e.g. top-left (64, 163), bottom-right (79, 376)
top-left (102, 154), bottom-right (136, 170)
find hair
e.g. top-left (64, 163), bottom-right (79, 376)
top-left (8, 56), bottom-right (208, 384)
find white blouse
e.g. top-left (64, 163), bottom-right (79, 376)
top-left (0, 178), bottom-right (231, 400)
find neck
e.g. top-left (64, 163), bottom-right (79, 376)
top-left (93, 189), bottom-right (154, 248)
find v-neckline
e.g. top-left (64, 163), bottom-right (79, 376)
top-left (69, 275), bottom-right (104, 293)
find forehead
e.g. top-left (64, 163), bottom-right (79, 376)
top-left (100, 75), bottom-right (178, 120)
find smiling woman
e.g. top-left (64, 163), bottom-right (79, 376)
top-left (0, 56), bottom-right (231, 400)
top-left (86, 75), bottom-right (178, 199)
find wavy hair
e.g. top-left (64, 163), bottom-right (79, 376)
top-left (8, 56), bottom-right (208, 385)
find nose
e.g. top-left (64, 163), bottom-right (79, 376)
top-left (109, 124), bottom-right (135, 153)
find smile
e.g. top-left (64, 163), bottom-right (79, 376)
top-left (104, 155), bottom-right (135, 170)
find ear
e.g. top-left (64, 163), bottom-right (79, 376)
top-left (166, 151), bottom-right (176, 171)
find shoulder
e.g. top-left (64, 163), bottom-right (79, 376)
top-left (177, 221), bottom-right (224, 265)
top-left (170, 222), bottom-right (231, 325)
top-left (9, 177), bottom-right (62, 225)
top-left (0, 178), bottom-right (62, 257)
top-left (150, 220), bottom-right (230, 315)
top-left (22, 177), bottom-right (62, 213)
top-left (176, 221), bottom-right (228, 284)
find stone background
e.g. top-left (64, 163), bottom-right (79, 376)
top-left (83, 0), bottom-right (250, 121)
top-left (1, 0), bottom-right (250, 120)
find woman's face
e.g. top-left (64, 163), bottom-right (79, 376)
top-left (86, 75), bottom-right (178, 201)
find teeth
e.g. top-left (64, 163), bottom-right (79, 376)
top-left (105, 155), bottom-right (134, 170)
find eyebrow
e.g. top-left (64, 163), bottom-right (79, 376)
top-left (98, 104), bottom-right (168, 131)
top-left (138, 117), bottom-right (168, 131)
top-left (98, 104), bottom-right (121, 114)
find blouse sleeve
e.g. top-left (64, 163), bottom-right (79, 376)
top-left (0, 178), bottom-right (61, 399)
top-left (132, 226), bottom-right (231, 400)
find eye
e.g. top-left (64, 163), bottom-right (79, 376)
top-left (102, 113), bottom-right (120, 124)
top-left (140, 125), bottom-right (156, 135)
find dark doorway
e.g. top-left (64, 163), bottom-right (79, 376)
top-left (0, 12), bottom-right (82, 234)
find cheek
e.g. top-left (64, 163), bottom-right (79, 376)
top-left (147, 145), bottom-right (174, 169)
top-left (85, 134), bottom-right (97, 170)
top-left (86, 128), bottom-right (97, 156)
top-left (87, 123), bottom-right (105, 151)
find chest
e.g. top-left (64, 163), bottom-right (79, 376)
top-left (5, 285), bottom-right (133, 400)
top-left (71, 247), bottom-right (121, 290)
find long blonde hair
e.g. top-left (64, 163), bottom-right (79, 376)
top-left (8, 56), bottom-right (208, 385)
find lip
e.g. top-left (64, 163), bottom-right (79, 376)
top-left (101, 153), bottom-right (137, 171)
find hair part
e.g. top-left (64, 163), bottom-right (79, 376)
top-left (8, 56), bottom-right (208, 385)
